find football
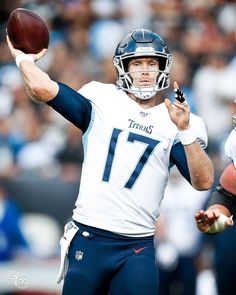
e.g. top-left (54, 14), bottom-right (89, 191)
top-left (7, 8), bottom-right (49, 54)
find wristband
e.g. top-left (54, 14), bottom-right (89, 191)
top-left (204, 214), bottom-right (233, 234)
top-left (15, 53), bottom-right (34, 68)
top-left (178, 128), bottom-right (196, 145)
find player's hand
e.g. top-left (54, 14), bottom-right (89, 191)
top-left (6, 35), bottom-right (47, 62)
top-left (164, 81), bottom-right (190, 130)
top-left (195, 209), bottom-right (234, 233)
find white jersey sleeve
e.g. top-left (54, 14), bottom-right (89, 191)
top-left (225, 129), bottom-right (236, 167)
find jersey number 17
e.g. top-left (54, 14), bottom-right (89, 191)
top-left (102, 128), bottom-right (159, 189)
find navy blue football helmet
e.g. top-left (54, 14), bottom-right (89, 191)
top-left (113, 29), bottom-right (172, 100)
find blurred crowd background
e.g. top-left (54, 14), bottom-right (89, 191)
top-left (1, 0), bottom-right (236, 294)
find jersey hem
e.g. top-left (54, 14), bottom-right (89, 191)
top-left (72, 216), bottom-right (155, 238)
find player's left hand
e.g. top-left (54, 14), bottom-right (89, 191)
top-left (195, 209), bottom-right (234, 233)
top-left (165, 81), bottom-right (190, 131)
top-left (6, 35), bottom-right (47, 62)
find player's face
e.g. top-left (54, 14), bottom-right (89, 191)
top-left (128, 57), bottom-right (159, 89)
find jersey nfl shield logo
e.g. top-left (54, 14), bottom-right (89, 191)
top-left (75, 250), bottom-right (84, 261)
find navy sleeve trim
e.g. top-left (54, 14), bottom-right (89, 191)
top-left (170, 142), bottom-right (191, 183)
top-left (47, 82), bottom-right (92, 133)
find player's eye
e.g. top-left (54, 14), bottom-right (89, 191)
top-left (149, 62), bottom-right (159, 67)
top-left (132, 62), bottom-right (141, 67)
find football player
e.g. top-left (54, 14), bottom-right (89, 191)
top-left (7, 29), bottom-right (214, 295)
top-left (195, 123), bottom-right (236, 234)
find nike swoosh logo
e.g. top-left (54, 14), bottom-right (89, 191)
top-left (133, 247), bottom-right (147, 254)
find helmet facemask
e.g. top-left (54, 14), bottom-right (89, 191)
top-left (113, 53), bottom-right (172, 100)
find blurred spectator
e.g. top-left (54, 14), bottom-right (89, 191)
top-left (88, 19), bottom-right (124, 60)
top-left (56, 124), bottom-right (83, 181)
top-left (20, 212), bottom-right (61, 259)
top-left (150, 0), bottom-right (184, 46)
top-left (0, 181), bottom-right (28, 261)
top-left (165, 50), bottom-right (197, 114)
top-left (15, 105), bottom-right (60, 178)
top-left (192, 53), bottom-right (231, 148)
top-left (120, 0), bottom-right (152, 30)
top-left (91, 0), bottom-right (121, 20)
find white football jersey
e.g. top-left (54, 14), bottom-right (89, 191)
top-left (72, 81), bottom-right (208, 237)
top-left (225, 129), bottom-right (236, 167)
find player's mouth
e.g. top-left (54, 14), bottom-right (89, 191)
top-left (139, 80), bottom-right (154, 87)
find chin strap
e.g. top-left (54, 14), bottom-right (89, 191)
top-left (130, 86), bottom-right (158, 100)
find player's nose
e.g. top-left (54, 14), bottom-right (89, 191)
top-left (140, 65), bottom-right (149, 74)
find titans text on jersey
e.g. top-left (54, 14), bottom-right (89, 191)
top-left (128, 119), bottom-right (154, 134)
